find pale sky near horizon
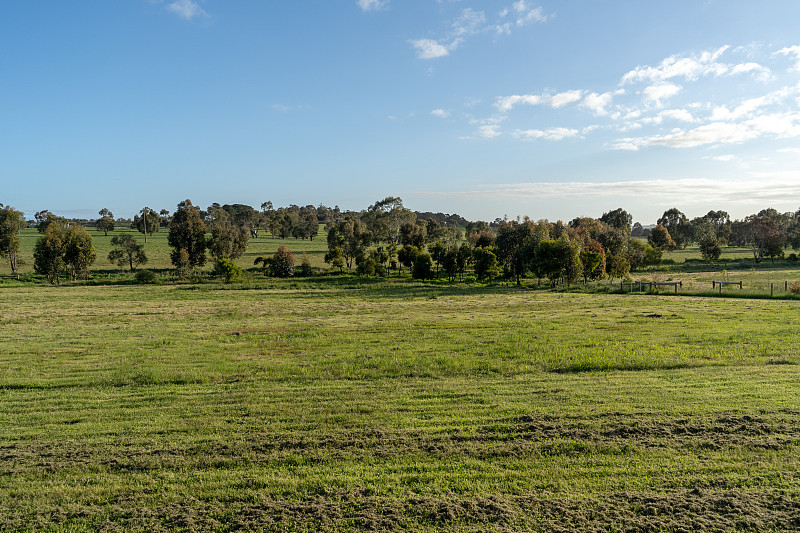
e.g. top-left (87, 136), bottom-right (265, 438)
top-left (3, 1), bottom-right (800, 224)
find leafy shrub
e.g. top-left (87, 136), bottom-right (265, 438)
top-left (789, 253), bottom-right (798, 262)
top-left (134, 269), bottom-right (157, 284)
top-left (412, 252), bottom-right (433, 280)
top-left (271, 246), bottom-right (294, 278)
top-left (212, 256), bottom-right (242, 282)
top-left (296, 253), bottom-right (313, 277)
top-left (790, 282), bottom-right (800, 295)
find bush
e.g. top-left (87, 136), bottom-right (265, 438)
top-left (790, 282), bottom-right (800, 295)
top-left (789, 253), bottom-right (798, 262)
top-left (411, 252), bottom-right (433, 280)
top-left (296, 253), bottom-right (313, 277)
top-left (271, 246), bottom-right (294, 278)
top-left (134, 269), bottom-right (157, 284)
top-left (212, 256), bottom-right (242, 282)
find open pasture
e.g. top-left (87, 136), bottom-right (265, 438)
top-left (2, 280), bottom-right (800, 531)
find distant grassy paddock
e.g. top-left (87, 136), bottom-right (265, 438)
top-left (2, 280), bottom-right (800, 531)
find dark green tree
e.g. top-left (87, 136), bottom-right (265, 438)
top-left (33, 223), bottom-right (66, 283)
top-left (472, 246), bottom-right (500, 281)
top-left (63, 225), bottom-right (96, 281)
top-left (411, 251), bottom-right (433, 280)
top-left (96, 208), bottom-right (115, 235)
top-left (0, 204), bottom-right (25, 272)
top-left (168, 200), bottom-right (207, 269)
top-left (207, 206), bottom-right (249, 260)
top-left (657, 208), bottom-right (692, 248)
top-left (271, 245), bottom-right (294, 277)
top-left (133, 207), bottom-right (160, 243)
top-left (326, 216), bottom-right (371, 269)
top-left (108, 234), bottom-right (148, 271)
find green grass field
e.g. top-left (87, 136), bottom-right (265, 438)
top-left (3, 227), bottom-right (331, 277)
top-left (3, 278), bottom-right (800, 531)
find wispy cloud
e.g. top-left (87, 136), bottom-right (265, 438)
top-left (495, 90), bottom-right (584, 112)
top-left (165, 0), bottom-right (208, 20)
top-left (411, 2), bottom-right (549, 59)
top-left (422, 175), bottom-right (800, 206)
top-left (621, 46), bottom-right (731, 84)
top-left (357, 0), bottom-right (388, 12)
top-left (513, 127), bottom-right (580, 141)
top-left (410, 38), bottom-right (454, 59)
top-left (431, 108), bottom-right (450, 118)
top-left (777, 45), bottom-right (800, 71)
top-left (612, 112), bottom-right (800, 150)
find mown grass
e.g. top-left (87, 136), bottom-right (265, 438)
top-left (2, 280), bottom-right (800, 531)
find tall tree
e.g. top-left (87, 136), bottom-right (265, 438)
top-left (495, 219), bottom-right (535, 285)
top-left (0, 204), bottom-right (25, 272)
top-left (206, 206), bottom-right (249, 260)
top-left (33, 223), bottom-right (66, 283)
top-left (133, 207), bottom-right (160, 242)
top-left (326, 215), bottom-right (372, 269)
top-left (599, 208), bottom-right (633, 235)
top-left (647, 224), bottom-right (676, 251)
top-left (35, 210), bottom-right (68, 234)
top-left (657, 208), bottom-right (692, 248)
top-left (63, 225), bottom-right (96, 281)
top-left (168, 200), bottom-right (207, 269)
top-left (108, 234), bottom-right (148, 272)
top-left (96, 208), bottom-right (115, 236)
top-left (362, 197), bottom-right (415, 244)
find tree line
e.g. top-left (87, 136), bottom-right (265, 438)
top-left (3, 199), bottom-right (800, 284)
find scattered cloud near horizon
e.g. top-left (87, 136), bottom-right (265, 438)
top-left (461, 45), bottom-right (800, 151)
top-left (421, 174), bottom-right (800, 213)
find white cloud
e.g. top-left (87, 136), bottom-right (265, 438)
top-left (410, 38), bottom-right (454, 59)
top-left (477, 124), bottom-right (502, 138)
top-left (165, 0), bottom-right (208, 20)
top-left (777, 45), bottom-right (800, 71)
top-left (659, 109), bottom-right (696, 122)
top-left (452, 8), bottom-right (486, 36)
top-left (513, 127), bottom-right (580, 140)
top-left (357, 0), bottom-right (387, 11)
top-left (272, 104), bottom-right (291, 112)
top-left (495, 94), bottom-right (543, 112)
top-left (414, 3), bottom-right (549, 58)
top-left (550, 90), bottom-right (583, 108)
top-left (731, 62), bottom-right (773, 82)
top-left (495, 90), bottom-right (583, 112)
top-left (642, 82), bottom-right (682, 104)
top-left (709, 154), bottom-right (737, 162)
top-left (622, 46), bottom-right (730, 84)
top-left (580, 91), bottom-right (616, 116)
top-left (431, 108), bottom-right (450, 118)
top-left (613, 112), bottom-right (800, 150)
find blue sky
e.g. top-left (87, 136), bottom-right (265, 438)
top-left (3, 1), bottom-right (800, 224)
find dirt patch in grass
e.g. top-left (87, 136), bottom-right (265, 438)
top-left (519, 488), bottom-right (800, 533)
top-left (9, 488), bottom-right (798, 532)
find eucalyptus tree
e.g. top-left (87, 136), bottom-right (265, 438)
top-left (108, 234), bottom-right (148, 271)
top-left (168, 200), bottom-right (207, 269)
top-left (0, 204), bottom-right (25, 272)
top-left (96, 208), bottom-right (115, 235)
top-left (133, 207), bottom-right (160, 242)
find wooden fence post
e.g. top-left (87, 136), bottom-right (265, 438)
top-left (771, 283), bottom-right (774, 297)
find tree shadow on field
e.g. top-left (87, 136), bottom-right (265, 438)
top-left (180, 274), bottom-right (532, 300)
